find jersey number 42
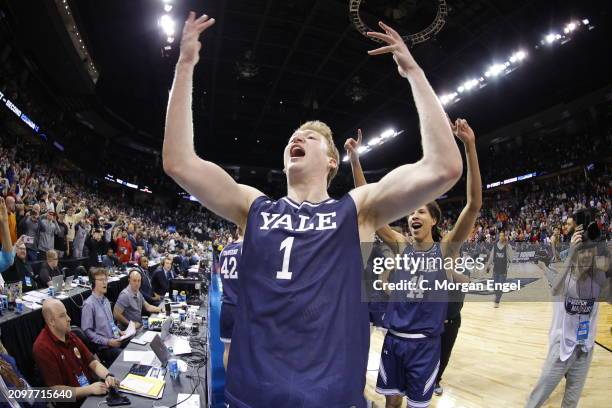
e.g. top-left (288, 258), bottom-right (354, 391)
top-left (221, 256), bottom-right (238, 279)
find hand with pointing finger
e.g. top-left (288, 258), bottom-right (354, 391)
top-left (344, 129), bottom-right (363, 164)
top-left (366, 21), bottom-right (420, 78)
top-left (178, 11), bottom-right (216, 67)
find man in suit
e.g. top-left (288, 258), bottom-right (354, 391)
top-left (151, 256), bottom-right (174, 298)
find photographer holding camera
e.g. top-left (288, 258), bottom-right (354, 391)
top-left (526, 208), bottom-right (610, 408)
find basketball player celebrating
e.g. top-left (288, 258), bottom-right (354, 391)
top-left (345, 118), bottom-right (481, 408)
top-left (164, 12), bottom-right (462, 408)
top-left (218, 226), bottom-right (243, 369)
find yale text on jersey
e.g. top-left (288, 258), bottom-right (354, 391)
top-left (259, 211), bottom-right (337, 231)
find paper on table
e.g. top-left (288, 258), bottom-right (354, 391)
top-left (26, 302), bottom-right (42, 310)
top-left (55, 294), bottom-right (68, 300)
top-left (138, 331), bottom-right (158, 343)
top-left (164, 336), bottom-right (191, 355)
top-left (22, 294), bottom-right (41, 303)
top-left (120, 374), bottom-right (164, 397)
top-left (29, 291), bottom-right (49, 299)
top-left (119, 321), bottom-right (136, 340)
top-left (176, 394), bottom-right (200, 408)
top-left (123, 350), bottom-right (155, 362)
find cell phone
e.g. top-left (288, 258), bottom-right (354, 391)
top-left (106, 387), bottom-right (130, 406)
top-left (23, 236), bottom-right (34, 244)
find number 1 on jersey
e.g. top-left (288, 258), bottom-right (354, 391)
top-left (276, 237), bottom-right (294, 280)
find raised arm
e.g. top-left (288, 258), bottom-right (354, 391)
top-left (163, 11), bottom-right (263, 226)
top-left (345, 130), bottom-right (406, 253)
top-left (0, 198), bottom-right (12, 253)
top-left (442, 119), bottom-right (482, 260)
top-left (551, 235), bottom-right (584, 296)
top-left (349, 22), bottom-right (462, 230)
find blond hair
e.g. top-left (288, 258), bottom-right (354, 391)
top-left (296, 121), bottom-right (339, 187)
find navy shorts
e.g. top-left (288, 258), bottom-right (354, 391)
top-left (220, 302), bottom-right (236, 343)
top-left (376, 333), bottom-right (440, 407)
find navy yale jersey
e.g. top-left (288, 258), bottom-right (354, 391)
top-left (219, 241), bottom-right (242, 306)
top-left (225, 195), bottom-right (370, 408)
top-left (493, 242), bottom-right (509, 274)
top-left (383, 243), bottom-right (448, 337)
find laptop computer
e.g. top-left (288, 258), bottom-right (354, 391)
top-left (124, 334), bottom-right (169, 386)
top-left (50, 275), bottom-right (63, 294)
top-left (63, 275), bottom-right (74, 291)
top-left (150, 334), bottom-right (171, 368)
top-left (160, 317), bottom-right (172, 341)
top-left (122, 339), bottom-right (167, 400)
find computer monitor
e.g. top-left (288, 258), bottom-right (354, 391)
top-left (169, 278), bottom-right (201, 304)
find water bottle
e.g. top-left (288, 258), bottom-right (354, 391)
top-left (168, 359), bottom-right (179, 380)
top-left (15, 299), bottom-right (24, 314)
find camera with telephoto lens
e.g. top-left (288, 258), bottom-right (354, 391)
top-left (573, 208), bottom-right (600, 246)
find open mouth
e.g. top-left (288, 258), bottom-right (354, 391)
top-left (290, 145), bottom-right (306, 158)
top-left (411, 221), bottom-right (423, 231)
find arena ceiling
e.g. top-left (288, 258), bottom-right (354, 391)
top-left (3, 0), bottom-right (612, 171)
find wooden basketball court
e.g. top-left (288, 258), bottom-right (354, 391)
top-left (364, 262), bottom-right (612, 407)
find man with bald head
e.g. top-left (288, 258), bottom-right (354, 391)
top-left (33, 299), bottom-right (118, 400)
top-left (113, 269), bottom-right (161, 329)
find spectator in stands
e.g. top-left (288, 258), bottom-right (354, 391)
top-left (3, 195), bottom-right (17, 244)
top-left (126, 226), bottom-right (137, 257)
top-left (151, 256), bottom-right (174, 298)
top-left (38, 249), bottom-right (62, 287)
top-left (64, 204), bottom-right (86, 257)
top-left (85, 228), bottom-right (108, 268)
top-left (115, 229), bottom-right (132, 264)
top-left (136, 257), bottom-right (161, 306)
top-left (18, 204), bottom-right (39, 261)
top-left (0, 198), bottom-right (16, 279)
top-left (37, 211), bottom-right (62, 254)
top-left (133, 245), bottom-right (143, 265)
top-left (81, 268), bottom-right (124, 365)
top-left (72, 218), bottom-right (90, 259)
top-left (40, 191), bottom-right (54, 213)
top-left (113, 270), bottom-right (160, 330)
top-left (101, 248), bottom-right (120, 269)
top-left (550, 226), bottom-right (561, 262)
top-left (2, 236), bottom-right (36, 292)
top-left (149, 244), bottom-right (161, 260)
top-left (175, 249), bottom-right (190, 273)
top-left (54, 210), bottom-right (69, 258)
top-left (188, 250), bottom-right (200, 266)
top-left (100, 217), bottom-right (116, 244)
top-left (33, 298), bottom-right (118, 400)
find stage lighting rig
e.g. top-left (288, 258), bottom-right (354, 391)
top-left (349, 0), bottom-right (448, 48)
